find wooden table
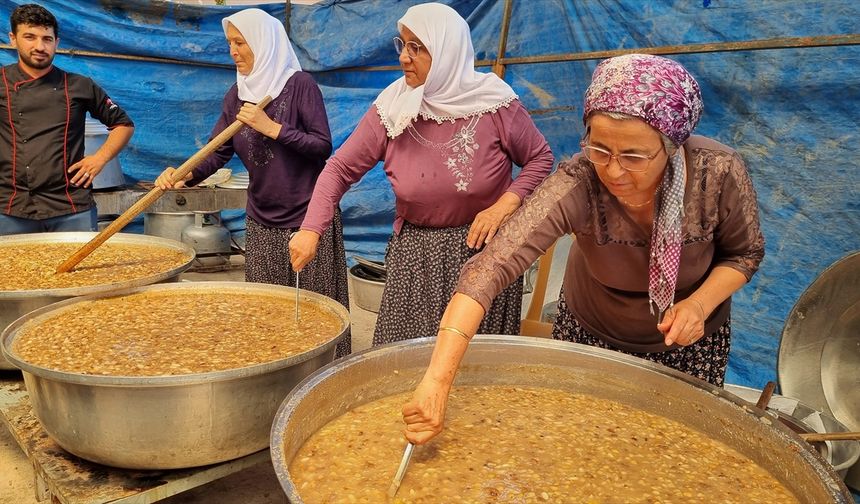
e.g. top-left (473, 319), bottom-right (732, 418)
top-left (0, 378), bottom-right (269, 504)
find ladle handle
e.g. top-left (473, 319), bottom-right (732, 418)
top-left (56, 96), bottom-right (273, 273)
top-left (800, 431), bottom-right (860, 442)
top-left (387, 442), bottom-right (414, 498)
top-left (755, 381), bottom-right (777, 410)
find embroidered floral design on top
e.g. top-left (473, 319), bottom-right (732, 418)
top-left (407, 115), bottom-right (480, 192)
top-left (241, 122), bottom-right (274, 170)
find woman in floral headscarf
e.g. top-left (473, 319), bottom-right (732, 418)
top-left (289, 3), bottom-right (553, 345)
top-left (402, 53), bottom-right (765, 445)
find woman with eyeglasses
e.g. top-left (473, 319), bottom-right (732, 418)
top-left (289, 3), bottom-right (553, 345)
top-left (401, 54), bottom-right (765, 445)
top-left (155, 9), bottom-right (351, 357)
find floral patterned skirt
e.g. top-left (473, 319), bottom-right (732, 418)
top-left (244, 211), bottom-right (351, 358)
top-left (373, 222), bottom-right (523, 346)
top-left (551, 289), bottom-right (731, 386)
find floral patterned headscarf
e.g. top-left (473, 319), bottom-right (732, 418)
top-left (583, 54), bottom-right (704, 320)
top-left (583, 53), bottom-right (703, 145)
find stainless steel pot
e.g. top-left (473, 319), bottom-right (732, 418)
top-left (347, 264), bottom-right (384, 313)
top-left (778, 250), bottom-right (860, 490)
top-left (0, 232), bottom-right (195, 370)
top-left (143, 211), bottom-right (196, 242)
top-left (271, 336), bottom-right (852, 503)
top-left (779, 251), bottom-right (860, 431)
top-left (1, 281), bottom-right (350, 470)
top-left (85, 118), bottom-right (125, 189)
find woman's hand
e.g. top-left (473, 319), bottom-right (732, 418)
top-left (288, 230), bottom-right (321, 272)
top-left (658, 297), bottom-right (707, 346)
top-left (154, 166), bottom-right (191, 190)
top-left (401, 375), bottom-right (452, 445)
top-left (237, 103), bottom-right (281, 139)
top-left (466, 192), bottom-right (521, 249)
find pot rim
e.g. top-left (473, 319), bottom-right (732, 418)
top-left (0, 232), bottom-right (195, 299)
top-left (1, 281), bottom-right (350, 387)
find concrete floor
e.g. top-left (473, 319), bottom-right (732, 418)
top-left (0, 237), bottom-right (571, 504)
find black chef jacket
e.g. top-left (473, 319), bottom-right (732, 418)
top-left (0, 63), bottom-right (134, 219)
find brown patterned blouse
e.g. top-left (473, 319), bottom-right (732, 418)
top-left (457, 135), bottom-right (765, 353)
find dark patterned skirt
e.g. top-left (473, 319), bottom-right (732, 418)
top-left (551, 288), bottom-right (731, 386)
top-left (373, 222), bottom-right (523, 346)
top-left (244, 211), bottom-right (351, 357)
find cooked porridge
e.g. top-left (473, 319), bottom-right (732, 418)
top-left (0, 243), bottom-right (190, 290)
top-left (290, 386), bottom-right (798, 504)
top-left (13, 290), bottom-right (344, 375)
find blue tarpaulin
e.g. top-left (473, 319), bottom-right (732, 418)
top-left (1, 0), bottom-right (858, 393)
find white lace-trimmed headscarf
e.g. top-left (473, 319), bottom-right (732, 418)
top-left (374, 2), bottom-right (518, 138)
top-left (222, 8), bottom-right (301, 103)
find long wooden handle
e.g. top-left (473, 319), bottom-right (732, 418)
top-left (56, 95), bottom-right (273, 273)
top-left (755, 381), bottom-right (777, 410)
top-left (800, 431), bottom-right (860, 443)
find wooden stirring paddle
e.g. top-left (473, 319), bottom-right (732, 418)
top-left (56, 95), bottom-right (272, 274)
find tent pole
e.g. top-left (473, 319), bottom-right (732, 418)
top-left (494, 33), bottom-right (860, 65)
top-left (2, 33), bottom-right (857, 73)
top-left (322, 33), bottom-right (860, 73)
top-left (285, 0), bottom-right (292, 37)
top-left (492, 0), bottom-right (514, 78)
top-left (0, 45), bottom-right (232, 69)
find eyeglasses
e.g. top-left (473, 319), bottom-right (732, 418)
top-left (393, 37), bottom-right (423, 58)
top-left (580, 141), bottom-right (664, 173)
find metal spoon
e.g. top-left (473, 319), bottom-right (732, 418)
top-left (387, 442), bottom-right (414, 498)
top-left (295, 270), bottom-right (300, 323)
top-left (289, 231), bottom-right (300, 323)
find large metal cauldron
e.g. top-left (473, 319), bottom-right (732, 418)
top-left (0, 232), bottom-right (195, 369)
top-left (271, 336), bottom-right (852, 503)
top-left (1, 282), bottom-right (350, 469)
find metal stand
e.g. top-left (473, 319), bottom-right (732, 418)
top-left (92, 183), bottom-right (247, 215)
top-left (0, 378), bottom-right (268, 504)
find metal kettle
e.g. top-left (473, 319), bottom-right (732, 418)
top-left (181, 211), bottom-right (231, 267)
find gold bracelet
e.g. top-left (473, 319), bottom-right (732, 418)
top-left (439, 326), bottom-right (471, 342)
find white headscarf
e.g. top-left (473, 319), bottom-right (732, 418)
top-left (222, 8), bottom-right (302, 103)
top-left (374, 2), bottom-right (518, 138)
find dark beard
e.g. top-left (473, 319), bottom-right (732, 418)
top-left (19, 51), bottom-right (53, 70)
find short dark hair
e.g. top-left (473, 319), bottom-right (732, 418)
top-left (11, 4), bottom-right (58, 38)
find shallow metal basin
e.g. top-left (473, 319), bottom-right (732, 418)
top-left (271, 336), bottom-right (852, 503)
top-left (0, 232), bottom-right (195, 369)
top-left (2, 281), bottom-right (350, 469)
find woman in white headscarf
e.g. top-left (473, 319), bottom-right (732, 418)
top-left (156, 8), bottom-right (351, 356)
top-left (290, 2), bottom-right (553, 345)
